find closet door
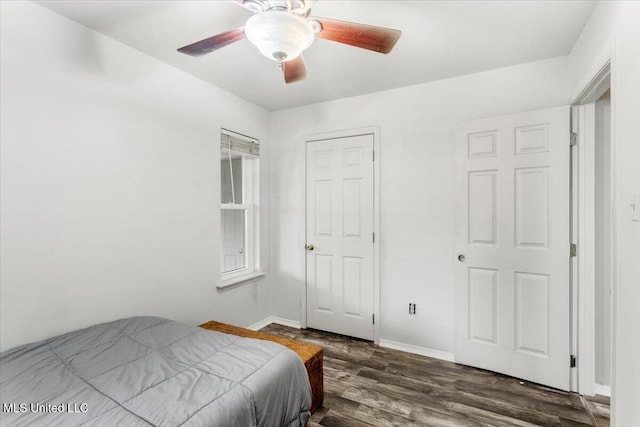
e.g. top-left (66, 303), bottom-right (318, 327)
top-left (454, 106), bottom-right (571, 390)
top-left (306, 134), bottom-right (375, 341)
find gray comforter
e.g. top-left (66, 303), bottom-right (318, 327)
top-left (0, 317), bottom-right (311, 426)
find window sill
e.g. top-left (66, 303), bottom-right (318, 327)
top-left (217, 271), bottom-right (265, 291)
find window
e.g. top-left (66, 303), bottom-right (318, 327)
top-left (219, 130), bottom-right (262, 288)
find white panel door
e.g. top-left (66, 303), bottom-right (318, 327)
top-left (455, 106), bottom-right (571, 390)
top-left (306, 134), bottom-right (374, 340)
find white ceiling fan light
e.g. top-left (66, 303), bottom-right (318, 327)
top-left (177, 0), bottom-right (401, 84)
top-left (244, 10), bottom-right (316, 62)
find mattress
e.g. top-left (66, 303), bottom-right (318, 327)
top-left (0, 316), bottom-right (311, 426)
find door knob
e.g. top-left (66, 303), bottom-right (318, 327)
top-left (305, 244), bottom-right (315, 251)
top-left (458, 254), bottom-right (466, 262)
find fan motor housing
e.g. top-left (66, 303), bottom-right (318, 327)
top-left (244, 11), bottom-right (315, 61)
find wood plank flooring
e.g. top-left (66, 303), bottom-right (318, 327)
top-left (259, 324), bottom-right (610, 427)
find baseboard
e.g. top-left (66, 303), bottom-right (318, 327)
top-left (247, 316), bottom-right (301, 331)
top-left (594, 383), bottom-right (611, 397)
top-left (248, 319), bottom-right (454, 364)
top-left (379, 339), bottom-right (455, 362)
top-left (247, 317), bottom-right (274, 331)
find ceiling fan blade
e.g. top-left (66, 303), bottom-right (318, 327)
top-left (282, 55), bottom-right (307, 84)
top-left (313, 17), bottom-right (401, 54)
top-left (177, 28), bottom-right (245, 57)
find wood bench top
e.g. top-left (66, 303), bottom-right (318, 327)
top-left (199, 320), bottom-right (322, 362)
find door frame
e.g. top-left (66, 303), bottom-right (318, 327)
top-left (301, 126), bottom-right (381, 344)
top-left (570, 61), bottom-right (613, 396)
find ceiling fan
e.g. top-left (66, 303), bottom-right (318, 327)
top-left (177, 0), bottom-right (401, 84)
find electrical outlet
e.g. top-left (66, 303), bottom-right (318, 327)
top-left (409, 303), bottom-right (416, 315)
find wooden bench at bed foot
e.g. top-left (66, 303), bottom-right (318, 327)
top-left (199, 320), bottom-right (323, 414)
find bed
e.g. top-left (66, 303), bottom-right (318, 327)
top-left (0, 316), bottom-right (312, 426)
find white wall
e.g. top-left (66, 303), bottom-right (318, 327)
top-left (270, 57), bottom-right (570, 353)
top-left (0, 1), bottom-right (273, 351)
top-left (610, 8), bottom-right (640, 425)
top-left (568, 1), bottom-right (640, 424)
top-left (567, 1), bottom-right (618, 100)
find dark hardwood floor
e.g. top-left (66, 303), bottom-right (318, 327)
top-left (259, 324), bottom-right (610, 427)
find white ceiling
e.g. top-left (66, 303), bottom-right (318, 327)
top-left (36, 0), bottom-right (597, 111)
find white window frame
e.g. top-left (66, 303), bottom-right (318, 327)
top-left (218, 129), bottom-right (263, 290)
